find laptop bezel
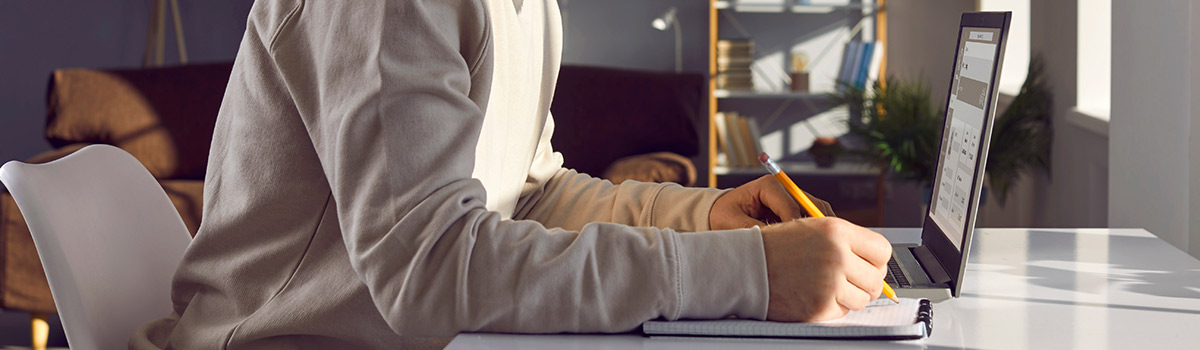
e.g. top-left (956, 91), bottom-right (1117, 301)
top-left (919, 11), bottom-right (1011, 297)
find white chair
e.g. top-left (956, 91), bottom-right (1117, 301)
top-left (0, 144), bottom-right (191, 350)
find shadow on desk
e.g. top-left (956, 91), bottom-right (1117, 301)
top-left (973, 229), bottom-right (1200, 300)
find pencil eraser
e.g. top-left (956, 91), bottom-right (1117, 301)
top-left (758, 152), bottom-right (769, 163)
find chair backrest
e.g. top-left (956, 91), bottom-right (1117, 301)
top-left (0, 144), bottom-right (190, 350)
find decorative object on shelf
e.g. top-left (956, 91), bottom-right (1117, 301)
top-left (143, 0), bottom-right (188, 67)
top-left (808, 136), bottom-right (844, 168)
top-left (651, 6), bottom-right (682, 73)
top-left (716, 39), bottom-right (754, 91)
top-left (790, 51), bottom-right (810, 92)
top-left (833, 56), bottom-right (1053, 206)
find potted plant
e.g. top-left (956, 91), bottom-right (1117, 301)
top-left (830, 56), bottom-right (1052, 206)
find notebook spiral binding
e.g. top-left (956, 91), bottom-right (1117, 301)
top-left (917, 299), bottom-right (934, 336)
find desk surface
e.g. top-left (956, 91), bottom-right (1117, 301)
top-left (446, 228), bottom-right (1200, 349)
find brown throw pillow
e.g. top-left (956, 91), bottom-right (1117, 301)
top-left (602, 152), bottom-right (697, 186)
top-left (44, 62), bottom-right (233, 180)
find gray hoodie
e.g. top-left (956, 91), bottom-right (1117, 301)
top-left (131, 1), bottom-right (769, 348)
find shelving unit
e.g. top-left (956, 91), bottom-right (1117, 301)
top-left (706, 0), bottom-right (888, 226)
top-left (705, 0), bottom-right (888, 188)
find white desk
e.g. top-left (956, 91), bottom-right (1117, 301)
top-left (446, 228), bottom-right (1200, 349)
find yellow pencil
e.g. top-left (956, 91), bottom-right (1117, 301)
top-left (757, 153), bottom-right (899, 304)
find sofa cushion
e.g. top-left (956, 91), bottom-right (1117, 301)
top-left (550, 65), bottom-right (703, 177)
top-left (45, 62), bottom-right (234, 180)
top-left (0, 193), bottom-right (54, 313)
top-left (602, 152), bottom-right (697, 186)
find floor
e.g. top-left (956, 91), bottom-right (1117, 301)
top-left (0, 310), bottom-right (68, 348)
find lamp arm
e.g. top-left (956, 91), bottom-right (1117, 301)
top-left (673, 19), bottom-right (682, 73)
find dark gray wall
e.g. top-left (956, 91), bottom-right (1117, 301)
top-left (0, 1), bottom-right (253, 189)
top-left (561, 0), bottom-right (710, 73)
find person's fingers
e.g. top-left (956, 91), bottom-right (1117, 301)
top-left (846, 226), bottom-right (893, 268)
top-left (756, 175), bottom-right (805, 221)
top-left (835, 278), bottom-right (873, 311)
top-left (808, 194), bottom-right (837, 217)
top-left (843, 255), bottom-right (886, 300)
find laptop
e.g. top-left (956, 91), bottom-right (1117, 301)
top-left (886, 12), bottom-right (1011, 302)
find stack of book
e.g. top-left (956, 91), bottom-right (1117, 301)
top-left (837, 41), bottom-right (884, 91)
top-left (716, 39), bottom-right (754, 91)
top-left (714, 111), bottom-right (765, 168)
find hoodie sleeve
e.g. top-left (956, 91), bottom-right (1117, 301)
top-left (267, 0), bottom-right (770, 336)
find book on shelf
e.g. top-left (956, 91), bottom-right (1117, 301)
top-left (866, 41), bottom-right (885, 89)
top-left (714, 111), bottom-right (765, 169)
top-left (717, 39), bottom-right (754, 91)
top-left (860, 42), bottom-right (875, 89)
top-left (837, 41), bottom-right (883, 91)
top-left (723, 112), bottom-right (746, 168)
top-left (736, 116), bottom-right (757, 168)
top-left (837, 42), bottom-right (858, 91)
top-left (714, 112), bottom-right (736, 168)
top-left (745, 118), bottom-right (765, 167)
top-left (847, 42), bottom-right (864, 89)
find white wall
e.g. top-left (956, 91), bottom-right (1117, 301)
top-left (1022, 0), bottom-right (1111, 229)
top-left (1110, 0), bottom-right (1199, 257)
top-left (1191, 3), bottom-right (1200, 256)
top-left (560, 0), bottom-right (709, 73)
top-left (886, 0), bottom-right (976, 109)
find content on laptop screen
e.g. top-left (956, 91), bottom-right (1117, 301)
top-left (928, 27), bottom-right (1002, 250)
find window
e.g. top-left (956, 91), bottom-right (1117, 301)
top-left (979, 0), bottom-right (1030, 96)
top-left (1076, 0), bottom-right (1111, 120)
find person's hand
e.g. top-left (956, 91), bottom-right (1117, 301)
top-left (709, 175), bottom-right (835, 230)
top-left (760, 217), bottom-right (891, 321)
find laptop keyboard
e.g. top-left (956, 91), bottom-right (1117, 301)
top-left (885, 257), bottom-right (912, 288)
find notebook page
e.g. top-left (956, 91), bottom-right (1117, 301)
top-left (813, 298), bottom-right (921, 327)
top-left (642, 298), bottom-right (929, 339)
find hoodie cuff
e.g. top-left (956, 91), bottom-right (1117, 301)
top-left (649, 183), bottom-right (729, 232)
top-left (670, 226), bottom-right (769, 320)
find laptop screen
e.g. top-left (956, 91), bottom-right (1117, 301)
top-left (928, 26), bottom-right (1004, 251)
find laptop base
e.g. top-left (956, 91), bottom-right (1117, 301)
top-left (888, 243), bottom-right (953, 302)
top-left (894, 287), bottom-right (953, 302)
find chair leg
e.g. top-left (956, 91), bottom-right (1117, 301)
top-left (31, 312), bottom-right (49, 350)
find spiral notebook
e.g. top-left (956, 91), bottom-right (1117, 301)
top-left (642, 298), bottom-right (932, 340)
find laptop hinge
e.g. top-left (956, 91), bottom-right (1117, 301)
top-left (912, 246), bottom-right (952, 284)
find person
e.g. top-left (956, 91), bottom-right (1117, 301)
top-left (130, 1), bottom-right (892, 349)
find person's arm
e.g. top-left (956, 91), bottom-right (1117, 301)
top-left (512, 114), bottom-right (835, 232)
top-left (512, 114), bottom-right (726, 232)
top-left (269, 1), bottom-right (767, 336)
